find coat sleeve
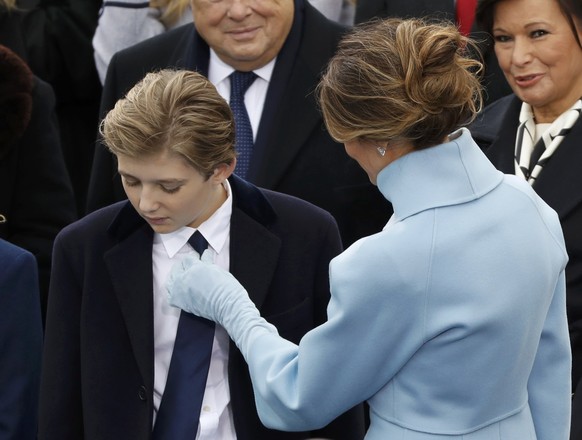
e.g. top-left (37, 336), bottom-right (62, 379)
top-left (306, 214), bottom-right (366, 440)
top-left (38, 231), bottom-right (85, 439)
top-left (0, 245), bottom-right (43, 440)
top-left (527, 269), bottom-right (572, 440)
top-left (243, 238), bottom-right (429, 431)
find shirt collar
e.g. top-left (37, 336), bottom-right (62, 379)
top-left (156, 179), bottom-right (233, 258)
top-left (208, 48), bottom-right (276, 87)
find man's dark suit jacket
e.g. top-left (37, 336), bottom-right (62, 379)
top-left (469, 94), bottom-right (582, 439)
top-left (355, 0), bottom-right (455, 23)
top-left (39, 175), bottom-right (365, 440)
top-left (0, 239), bottom-right (43, 440)
top-left (86, 0), bottom-right (390, 247)
top-left (354, 0), bottom-right (512, 106)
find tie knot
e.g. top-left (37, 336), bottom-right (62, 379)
top-left (188, 230), bottom-right (208, 255)
top-left (230, 70), bottom-right (257, 97)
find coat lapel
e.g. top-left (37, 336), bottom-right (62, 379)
top-left (532, 119), bottom-right (582, 220)
top-left (228, 176), bottom-right (281, 309)
top-left (250, 0), bottom-right (334, 188)
top-left (485, 97), bottom-right (522, 174)
top-left (104, 205), bottom-right (155, 388)
top-left (229, 210), bottom-right (281, 309)
top-left (485, 97), bottom-right (582, 220)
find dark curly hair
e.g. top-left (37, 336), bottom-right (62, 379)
top-left (0, 44), bottom-right (33, 159)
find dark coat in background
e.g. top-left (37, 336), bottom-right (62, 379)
top-left (19, 0), bottom-right (102, 214)
top-left (0, 42), bottom-right (77, 322)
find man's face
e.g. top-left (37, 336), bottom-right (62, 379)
top-left (192, 0), bottom-right (294, 71)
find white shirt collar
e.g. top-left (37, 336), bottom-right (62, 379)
top-left (155, 179), bottom-right (233, 258)
top-left (208, 49), bottom-right (276, 87)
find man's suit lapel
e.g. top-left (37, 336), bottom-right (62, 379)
top-left (185, 27), bottom-right (211, 75)
top-left (250, 1), bottom-right (334, 188)
top-left (104, 204), bottom-right (155, 388)
top-left (230, 210), bottom-right (280, 308)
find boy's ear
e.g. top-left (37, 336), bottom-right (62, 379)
top-left (211, 159), bottom-right (236, 182)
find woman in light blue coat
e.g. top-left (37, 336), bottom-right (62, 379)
top-left (167, 18), bottom-right (572, 440)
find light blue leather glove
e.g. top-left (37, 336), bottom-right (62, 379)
top-left (166, 250), bottom-right (277, 357)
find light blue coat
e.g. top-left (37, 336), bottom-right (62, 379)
top-left (237, 129), bottom-right (571, 439)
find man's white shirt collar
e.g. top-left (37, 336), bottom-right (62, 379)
top-left (208, 49), bottom-right (276, 87)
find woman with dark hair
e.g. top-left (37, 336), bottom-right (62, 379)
top-left (470, 2), bottom-right (582, 438)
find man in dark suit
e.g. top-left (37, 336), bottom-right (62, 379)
top-left (0, 238), bottom-right (43, 440)
top-left (39, 69), bottom-right (364, 440)
top-left (87, 0), bottom-right (389, 247)
top-left (354, 0), bottom-right (512, 106)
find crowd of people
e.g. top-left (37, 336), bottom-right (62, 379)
top-left (1, 0), bottom-right (581, 439)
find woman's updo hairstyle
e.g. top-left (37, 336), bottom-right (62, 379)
top-left (317, 17), bottom-right (483, 150)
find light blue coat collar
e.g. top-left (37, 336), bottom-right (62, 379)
top-left (377, 128), bottom-right (504, 221)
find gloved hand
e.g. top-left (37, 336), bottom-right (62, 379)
top-left (166, 250), bottom-right (277, 357)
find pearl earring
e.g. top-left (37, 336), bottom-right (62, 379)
top-left (377, 146), bottom-right (386, 157)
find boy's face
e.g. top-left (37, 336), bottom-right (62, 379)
top-left (117, 151), bottom-right (232, 234)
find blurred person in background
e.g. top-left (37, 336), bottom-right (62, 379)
top-left (0, 5), bottom-right (77, 323)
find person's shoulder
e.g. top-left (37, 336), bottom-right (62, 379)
top-left (500, 175), bottom-right (566, 251)
top-left (231, 175), bottom-right (334, 222)
top-left (469, 94), bottom-right (519, 146)
top-left (0, 239), bottom-right (38, 293)
top-left (0, 238), bottom-right (35, 263)
top-left (264, 188), bottom-right (331, 217)
top-left (230, 176), bottom-right (340, 242)
top-left (57, 201), bottom-right (127, 241)
top-left (31, 74), bottom-right (54, 101)
top-left (260, 188), bottom-right (337, 229)
top-left (471, 94), bottom-right (517, 127)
